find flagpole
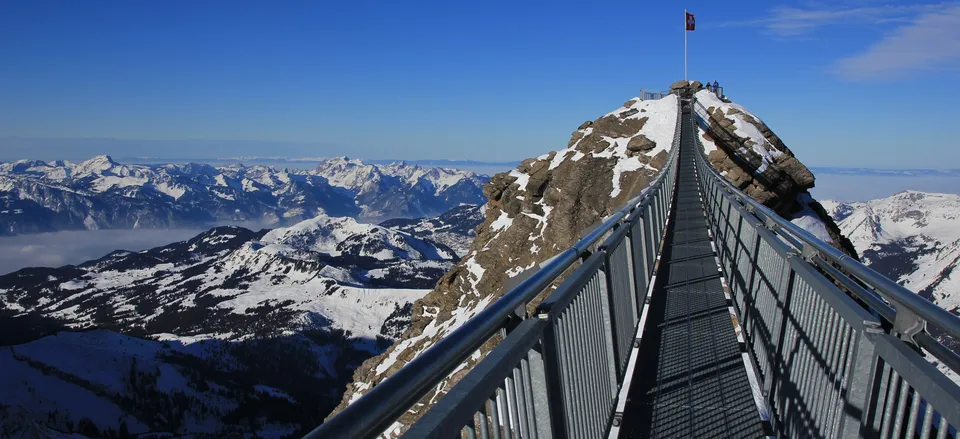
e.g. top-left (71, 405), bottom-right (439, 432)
top-left (684, 9), bottom-right (688, 81)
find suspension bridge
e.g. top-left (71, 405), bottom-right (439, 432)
top-left (307, 88), bottom-right (960, 439)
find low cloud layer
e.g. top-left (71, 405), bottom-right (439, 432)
top-left (0, 229), bottom-right (205, 276)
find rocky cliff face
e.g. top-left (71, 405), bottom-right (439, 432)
top-left (332, 88), bottom-right (855, 434)
top-left (691, 87), bottom-right (857, 257)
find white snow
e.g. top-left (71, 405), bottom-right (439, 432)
top-left (790, 194), bottom-right (834, 243)
top-left (489, 211), bottom-right (513, 232)
top-left (694, 90), bottom-right (784, 172)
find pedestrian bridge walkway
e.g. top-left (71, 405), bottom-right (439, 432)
top-left (308, 94), bottom-right (960, 439)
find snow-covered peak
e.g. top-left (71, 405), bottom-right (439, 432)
top-left (824, 191), bottom-right (960, 254)
top-left (261, 212), bottom-right (457, 261)
top-left (73, 155), bottom-right (120, 176)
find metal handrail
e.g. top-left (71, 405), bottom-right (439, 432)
top-left (305, 95), bottom-right (684, 439)
top-left (690, 96), bottom-right (960, 357)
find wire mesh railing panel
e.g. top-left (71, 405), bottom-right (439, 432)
top-left (743, 234), bottom-right (790, 387)
top-left (545, 266), bottom-right (619, 439)
top-left (603, 231), bottom-right (639, 379)
top-left (863, 334), bottom-right (960, 439)
top-left (770, 261), bottom-right (878, 438)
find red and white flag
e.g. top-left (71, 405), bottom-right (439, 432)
top-left (686, 12), bottom-right (696, 31)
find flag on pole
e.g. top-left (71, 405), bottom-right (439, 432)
top-left (686, 12), bottom-right (696, 31)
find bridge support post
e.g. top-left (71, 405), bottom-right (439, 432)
top-left (630, 216), bottom-right (649, 312)
top-left (838, 328), bottom-right (883, 438)
top-left (526, 341), bottom-right (558, 439)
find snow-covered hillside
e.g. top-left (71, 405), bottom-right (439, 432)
top-left (0, 156), bottom-right (487, 236)
top-left (0, 205), bottom-right (481, 437)
top-left (380, 204), bottom-right (485, 258)
top-left (823, 191), bottom-right (960, 315)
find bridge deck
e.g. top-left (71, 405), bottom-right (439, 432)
top-left (618, 105), bottom-right (767, 438)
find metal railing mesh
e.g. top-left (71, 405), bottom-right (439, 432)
top-left (693, 96), bottom-right (960, 439)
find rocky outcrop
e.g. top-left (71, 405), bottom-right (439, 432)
top-left (329, 95), bottom-right (681, 433)
top-left (692, 89), bottom-right (857, 257)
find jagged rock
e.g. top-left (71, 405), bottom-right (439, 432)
top-left (593, 115), bottom-right (648, 138)
top-left (482, 173), bottom-right (514, 202)
top-left (775, 155), bottom-right (815, 188)
top-left (620, 108), bottom-right (640, 118)
top-left (627, 135), bottom-right (657, 153)
top-left (578, 132), bottom-right (612, 153)
top-left (623, 98), bottom-right (639, 108)
top-left (694, 89), bottom-right (856, 257)
top-left (568, 130), bottom-right (586, 147)
top-left (578, 120), bottom-right (593, 130)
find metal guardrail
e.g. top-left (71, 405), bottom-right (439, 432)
top-left (691, 98), bottom-right (960, 438)
top-left (305, 95), bottom-right (683, 439)
top-left (639, 88), bottom-right (672, 101)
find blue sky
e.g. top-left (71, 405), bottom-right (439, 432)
top-left (2, 0), bottom-right (959, 167)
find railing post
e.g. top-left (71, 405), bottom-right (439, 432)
top-left (837, 328), bottom-right (884, 438)
top-left (596, 266), bottom-right (620, 394)
top-left (632, 215), bottom-right (650, 304)
top-left (526, 340), bottom-right (558, 439)
top-left (765, 264), bottom-right (795, 406)
top-left (539, 317), bottom-right (569, 439)
top-left (643, 205), bottom-right (656, 277)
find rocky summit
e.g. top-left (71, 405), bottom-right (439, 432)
top-left (332, 86), bottom-right (852, 434)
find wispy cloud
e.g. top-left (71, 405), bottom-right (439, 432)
top-left (722, 3), bottom-right (948, 37)
top-left (833, 5), bottom-right (960, 80)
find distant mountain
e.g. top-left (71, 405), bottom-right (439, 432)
top-left (0, 206), bottom-right (482, 437)
top-left (822, 191), bottom-right (960, 381)
top-left (822, 191), bottom-right (960, 317)
top-left (380, 204), bottom-right (484, 258)
top-left (0, 156), bottom-right (487, 236)
top-left (810, 167), bottom-right (960, 177)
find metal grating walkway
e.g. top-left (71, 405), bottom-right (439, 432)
top-left (618, 105), bottom-right (766, 438)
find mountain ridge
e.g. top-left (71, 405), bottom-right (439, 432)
top-left (0, 156), bottom-right (487, 236)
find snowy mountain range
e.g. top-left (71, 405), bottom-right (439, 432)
top-left (822, 191), bottom-right (960, 319)
top-left (0, 155), bottom-right (487, 236)
top-left (0, 206), bottom-right (480, 437)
